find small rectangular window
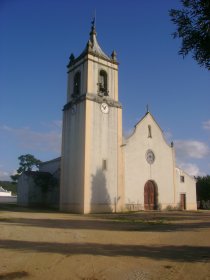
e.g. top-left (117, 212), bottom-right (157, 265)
top-left (148, 125), bottom-right (152, 138)
top-left (180, 176), bottom-right (185, 183)
top-left (102, 159), bottom-right (107, 171)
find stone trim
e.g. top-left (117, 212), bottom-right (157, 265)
top-left (67, 56), bottom-right (118, 74)
top-left (67, 49), bottom-right (119, 70)
top-left (63, 93), bottom-right (122, 111)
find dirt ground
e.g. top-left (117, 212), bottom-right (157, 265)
top-left (0, 206), bottom-right (210, 280)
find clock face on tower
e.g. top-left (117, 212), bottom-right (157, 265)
top-left (100, 102), bottom-right (109, 114)
top-left (146, 149), bottom-right (155, 164)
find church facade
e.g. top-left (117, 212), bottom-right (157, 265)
top-left (59, 23), bottom-right (197, 213)
top-left (124, 113), bottom-right (196, 211)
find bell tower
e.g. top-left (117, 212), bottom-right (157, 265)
top-left (60, 22), bottom-right (124, 213)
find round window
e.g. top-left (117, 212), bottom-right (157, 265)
top-left (146, 150), bottom-right (155, 164)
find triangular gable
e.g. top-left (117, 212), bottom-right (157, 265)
top-left (125, 112), bottom-right (171, 148)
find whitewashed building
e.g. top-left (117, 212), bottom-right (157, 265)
top-left (124, 112), bottom-right (197, 211)
top-left (0, 186), bottom-right (12, 197)
top-left (59, 22), bottom-right (197, 213)
top-left (17, 22), bottom-right (197, 213)
top-left (17, 158), bottom-right (60, 208)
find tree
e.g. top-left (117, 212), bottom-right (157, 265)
top-left (196, 175), bottom-right (210, 208)
top-left (11, 154), bottom-right (42, 182)
top-left (169, 0), bottom-right (210, 70)
top-left (34, 172), bottom-right (58, 193)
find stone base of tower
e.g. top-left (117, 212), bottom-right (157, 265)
top-left (60, 203), bottom-right (85, 214)
top-left (60, 202), bottom-right (125, 214)
top-left (88, 203), bottom-right (116, 213)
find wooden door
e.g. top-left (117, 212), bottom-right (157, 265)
top-left (144, 181), bottom-right (157, 210)
top-left (180, 194), bottom-right (186, 210)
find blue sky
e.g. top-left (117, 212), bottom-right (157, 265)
top-left (0, 0), bottom-right (209, 180)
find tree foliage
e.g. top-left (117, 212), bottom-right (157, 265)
top-left (11, 154), bottom-right (42, 182)
top-left (169, 0), bottom-right (210, 70)
top-left (196, 175), bottom-right (210, 207)
top-left (34, 172), bottom-right (58, 193)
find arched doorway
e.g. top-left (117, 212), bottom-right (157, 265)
top-left (144, 180), bottom-right (158, 210)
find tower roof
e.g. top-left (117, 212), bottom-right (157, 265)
top-left (67, 21), bottom-right (117, 68)
top-left (87, 22), bottom-right (110, 60)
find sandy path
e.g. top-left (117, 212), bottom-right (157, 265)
top-left (0, 209), bottom-right (210, 280)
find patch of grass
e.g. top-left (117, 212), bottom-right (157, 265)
top-left (0, 217), bottom-right (13, 222)
top-left (91, 212), bottom-right (170, 225)
top-left (110, 217), bottom-right (167, 225)
top-left (164, 265), bottom-right (173, 269)
top-left (0, 271), bottom-right (29, 279)
top-left (80, 278), bottom-right (98, 280)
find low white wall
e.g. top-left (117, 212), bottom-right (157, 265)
top-left (0, 191), bottom-right (12, 197)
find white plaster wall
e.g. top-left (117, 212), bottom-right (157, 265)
top-left (17, 173), bottom-right (30, 206)
top-left (85, 56), bottom-right (119, 212)
top-left (124, 113), bottom-right (175, 209)
top-left (17, 173), bottom-right (41, 206)
top-left (61, 53), bottom-right (120, 213)
top-left (175, 168), bottom-right (197, 210)
top-left (88, 101), bottom-right (119, 211)
top-left (18, 172), bottom-right (59, 208)
top-left (39, 158), bottom-right (60, 175)
top-left (60, 102), bottom-right (86, 212)
top-left (0, 191), bottom-right (11, 196)
top-left (61, 57), bottom-right (88, 212)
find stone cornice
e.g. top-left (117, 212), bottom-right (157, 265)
top-left (63, 93), bottom-right (122, 111)
top-left (67, 54), bottom-right (118, 74)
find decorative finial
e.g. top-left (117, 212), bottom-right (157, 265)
top-left (87, 40), bottom-right (92, 52)
top-left (111, 50), bottom-right (117, 61)
top-left (146, 104), bottom-right (149, 113)
top-left (90, 10), bottom-right (96, 32)
top-left (91, 9), bottom-right (96, 27)
top-left (90, 12), bottom-right (96, 38)
top-left (67, 53), bottom-right (75, 68)
top-left (91, 17), bottom-right (95, 28)
top-left (70, 53), bottom-right (75, 61)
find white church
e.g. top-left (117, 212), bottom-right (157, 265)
top-left (18, 22), bottom-right (197, 213)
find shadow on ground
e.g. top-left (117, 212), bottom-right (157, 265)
top-left (1, 216), bottom-right (210, 232)
top-left (0, 204), bottom-right (58, 213)
top-left (0, 271), bottom-right (29, 280)
top-left (1, 204), bottom-right (210, 232)
top-left (0, 239), bottom-right (209, 263)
